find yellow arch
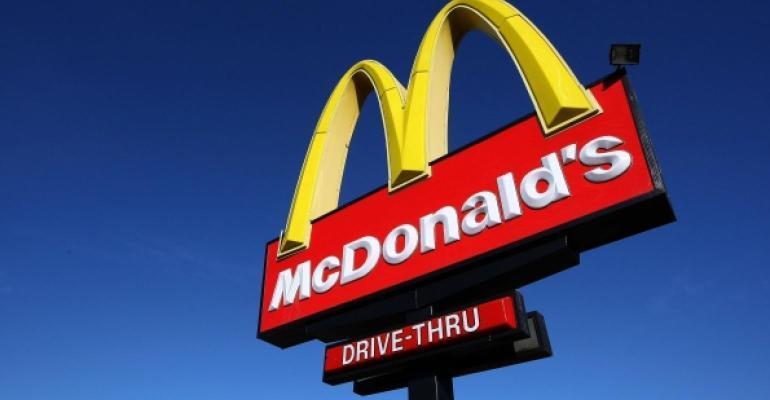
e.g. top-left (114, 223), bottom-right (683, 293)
top-left (279, 0), bottom-right (600, 256)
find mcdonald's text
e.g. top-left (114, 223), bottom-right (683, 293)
top-left (269, 135), bottom-right (630, 312)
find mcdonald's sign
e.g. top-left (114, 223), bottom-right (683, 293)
top-left (258, 0), bottom-right (674, 348)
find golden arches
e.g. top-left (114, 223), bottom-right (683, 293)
top-left (279, 0), bottom-right (599, 256)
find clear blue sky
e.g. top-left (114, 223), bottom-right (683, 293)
top-left (2, 0), bottom-right (769, 399)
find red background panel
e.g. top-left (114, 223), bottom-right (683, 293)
top-left (260, 77), bottom-right (654, 334)
top-left (324, 296), bottom-right (518, 374)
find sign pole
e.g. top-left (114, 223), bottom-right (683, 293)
top-left (408, 374), bottom-right (454, 400)
top-left (402, 306), bottom-right (455, 400)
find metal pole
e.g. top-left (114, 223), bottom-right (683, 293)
top-left (408, 374), bottom-right (454, 400)
top-left (403, 306), bottom-right (454, 400)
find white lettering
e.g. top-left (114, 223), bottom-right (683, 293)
top-left (268, 261), bottom-right (311, 311)
top-left (579, 136), bottom-right (632, 182)
top-left (427, 318), bottom-right (444, 343)
top-left (445, 314), bottom-right (461, 338)
top-left (341, 236), bottom-right (380, 285)
top-left (342, 344), bottom-right (355, 365)
top-left (520, 153), bottom-right (570, 209)
top-left (383, 224), bottom-right (419, 265)
top-left (392, 329), bottom-right (404, 352)
top-left (355, 339), bottom-right (369, 362)
top-left (462, 307), bottom-right (480, 332)
top-left (419, 206), bottom-right (460, 253)
top-left (311, 256), bottom-right (340, 293)
top-left (268, 135), bottom-right (632, 312)
top-left (496, 173), bottom-right (522, 220)
top-left (376, 333), bottom-right (390, 355)
top-left (412, 322), bottom-right (426, 346)
top-left (461, 191), bottom-right (502, 235)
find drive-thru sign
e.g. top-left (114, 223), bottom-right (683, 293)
top-left (257, 0), bottom-right (674, 397)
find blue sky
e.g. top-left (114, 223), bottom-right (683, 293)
top-left (1, 0), bottom-right (769, 399)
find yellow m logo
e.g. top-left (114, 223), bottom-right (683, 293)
top-left (279, 0), bottom-right (600, 256)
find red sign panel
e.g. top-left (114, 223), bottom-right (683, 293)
top-left (324, 296), bottom-right (522, 375)
top-left (259, 74), bottom-right (661, 338)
